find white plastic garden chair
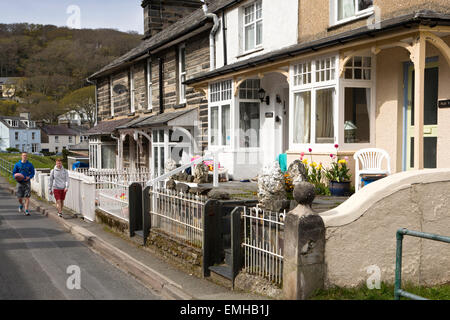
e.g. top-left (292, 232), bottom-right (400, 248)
top-left (353, 148), bottom-right (391, 192)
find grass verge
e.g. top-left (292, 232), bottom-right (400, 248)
top-left (309, 282), bottom-right (450, 300)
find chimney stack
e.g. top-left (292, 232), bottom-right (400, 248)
top-left (141, 0), bottom-right (202, 39)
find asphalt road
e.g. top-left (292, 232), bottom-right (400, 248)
top-left (0, 183), bottom-right (161, 300)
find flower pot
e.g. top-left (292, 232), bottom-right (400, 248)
top-left (329, 181), bottom-right (351, 197)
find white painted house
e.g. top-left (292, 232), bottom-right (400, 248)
top-left (40, 125), bottom-right (84, 153)
top-left (0, 113), bottom-right (41, 152)
top-left (191, 0), bottom-right (299, 179)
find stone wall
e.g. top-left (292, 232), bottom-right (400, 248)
top-left (95, 31), bottom-right (210, 150)
top-left (319, 169), bottom-right (450, 288)
top-left (142, 0), bottom-right (202, 39)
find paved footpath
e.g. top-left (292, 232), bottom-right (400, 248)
top-left (0, 176), bottom-right (268, 300)
top-left (0, 179), bottom-right (161, 300)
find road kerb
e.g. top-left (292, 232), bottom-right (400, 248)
top-left (21, 188), bottom-right (195, 300)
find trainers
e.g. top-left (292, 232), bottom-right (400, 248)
top-left (19, 205), bottom-right (23, 213)
top-left (58, 213), bottom-right (63, 218)
top-left (24, 210), bottom-right (30, 216)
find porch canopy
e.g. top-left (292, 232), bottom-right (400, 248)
top-left (185, 10), bottom-right (450, 171)
top-left (115, 108), bottom-right (199, 170)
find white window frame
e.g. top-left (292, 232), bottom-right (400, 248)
top-left (55, 136), bottom-right (59, 143)
top-left (178, 45), bottom-right (186, 104)
top-left (330, 0), bottom-right (374, 26)
top-left (147, 58), bottom-right (152, 111)
top-left (69, 136), bottom-right (73, 144)
top-left (15, 132), bottom-right (19, 140)
top-left (209, 80), bottom-right (233, 148)
top-left (290, 54), bottom-right (339, 153)
top-left (110, 75), bottom-right (114, 117)
top-left (89, 137), bottom-right (101, 170)
top-left (242, 0), bottom-right (263, 54)
top-left (130, 66), bottom-right (135, 113)
top-left (339, 54), bottom-right (376, 150)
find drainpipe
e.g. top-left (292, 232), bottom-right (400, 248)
top-left (201, 0), bottom-right (220, 71)
top-left (86, 78), bottom-right (98, 126)
top-left (222, 9), bottom-right (227, 66)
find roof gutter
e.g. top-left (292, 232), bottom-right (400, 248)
top-left (185, 12), bottom-right (449, 85)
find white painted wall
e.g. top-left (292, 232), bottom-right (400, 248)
top-left (0, 125), bottom-right (41, 152)
top-left (215, 0), bottom-right (299, 68)
top-left (41, 135), bottom-right (79, 153)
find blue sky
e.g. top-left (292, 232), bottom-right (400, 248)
top-left (0, 0), bottom-right (144, 34)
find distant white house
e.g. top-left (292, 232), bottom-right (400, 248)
top-left (0, 77), bottom-right (21, 99)
top-left (58, 110), bottom-right (89, 126)
top-left (40, 124), bottom-right (88, 153)
top-left (0, 113), bottom-right (41, 152)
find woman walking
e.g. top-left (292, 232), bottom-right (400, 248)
top-left (49, 158), bottom-right (69, 217)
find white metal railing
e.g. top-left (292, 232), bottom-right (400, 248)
top-left (146, 151), bottom-right (222, 188)
top-left (242, 205), bottom-right (285, 286)
top-left (97, 180), bottom-right (130, 221)
top-left (149, 187), bottom-right (207, 248)
top-left (73, 167), bottom-right (152, 188)
top-left (0, 157), bottom-right (14, 175)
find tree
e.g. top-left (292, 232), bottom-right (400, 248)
top-left (60, 86), bottom-right (96, 128)
top-left (0, 100), bottom-right (19, 115)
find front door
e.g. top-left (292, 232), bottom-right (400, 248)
top-left (406, 63), bottom-right (439, 170)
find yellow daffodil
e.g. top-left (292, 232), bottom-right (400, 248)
top-left (338, 159), bottom-right (347, 165)
top-left (302, 158), bottom-right (308, 165)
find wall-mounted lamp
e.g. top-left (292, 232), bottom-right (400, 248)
top-left (258, 88), bottom-right (270, 105)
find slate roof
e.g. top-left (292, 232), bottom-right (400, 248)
top-left (0, 116), bottom-right (31, 129)
top-left (185, 10), bottom-right (450, 85)
top-left (117, 109), bottom-right (194, 129)
top-left (88, 0), bottom-right (244, 80)
top-left (40, 125), bottom-right (79, 136)
top-left (85, 117), bottom-right (136, 136)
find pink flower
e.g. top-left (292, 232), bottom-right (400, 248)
top-left (300, 152), bottom-right (305, 157)
top-left (345, 156), bottom-right (349, 160)
top-left (308, 148), bottom-right (312, 153)
top-left (300, 156), bottom-right (304, 160)
top-left (330, 154), bottom-right (335, 159)
top-left (334, 144), bottom-right (339, 149)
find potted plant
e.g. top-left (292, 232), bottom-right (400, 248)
top-left (325, 145), bottom-right (352, 196)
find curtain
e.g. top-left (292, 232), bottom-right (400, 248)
top-left (338, 0), bottom-right (355, 20)
top-left (101, 145), bottom-right (116, 169)
top-left (221, 105), bottom-right (231, 146)
top-left (240, 102), bottom-right (260, 148)
top-left (211, 107), bottom-right (219, 145)
top-left (316, 89), bottom-right (334, 143)
top-left (293, 92), bottom-right (311, 144)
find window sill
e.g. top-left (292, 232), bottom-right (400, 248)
top-left (236, 47), bottom-right (264, 60)
top-left (174, 103), bottom-right (186, 110)
top-left (328, 11), bottom-right (374, 32)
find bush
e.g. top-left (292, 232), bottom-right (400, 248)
top-left (6, 147), bottom-right (20, 153)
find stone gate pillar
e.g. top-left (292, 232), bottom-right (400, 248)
top-left (283, 182), bottom-right (326, 300)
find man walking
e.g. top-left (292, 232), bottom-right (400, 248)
top-left (49, 158), bottom-right (69, 218)
top-left (12, 152), bottom-right (35, 216)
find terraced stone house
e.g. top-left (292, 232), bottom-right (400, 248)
top-left (89, 0), bottom-right (450, 181)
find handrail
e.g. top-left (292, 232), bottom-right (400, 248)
top-left (146, 150), bottom-right (222, 188)
top-left (394, 228), bottom-right (450, 300)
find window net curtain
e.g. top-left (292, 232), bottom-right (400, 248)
top-left (293, 92), bottom-right (311, 144)
top-left (338, 0), bottom-right (355, 20)
top-left (101, 145), bottom-right (116, 169)
top-left (316, 89), bottom-right (334, 143)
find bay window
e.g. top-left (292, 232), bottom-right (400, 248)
top-left (341, 55), bottom-right (374, 145)
top-left (209, 80), bottom-right (232, 147)
top-left (292, 56), bottom-right (338, 148)
top-left (243, 0), bottom-right (263, 52)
